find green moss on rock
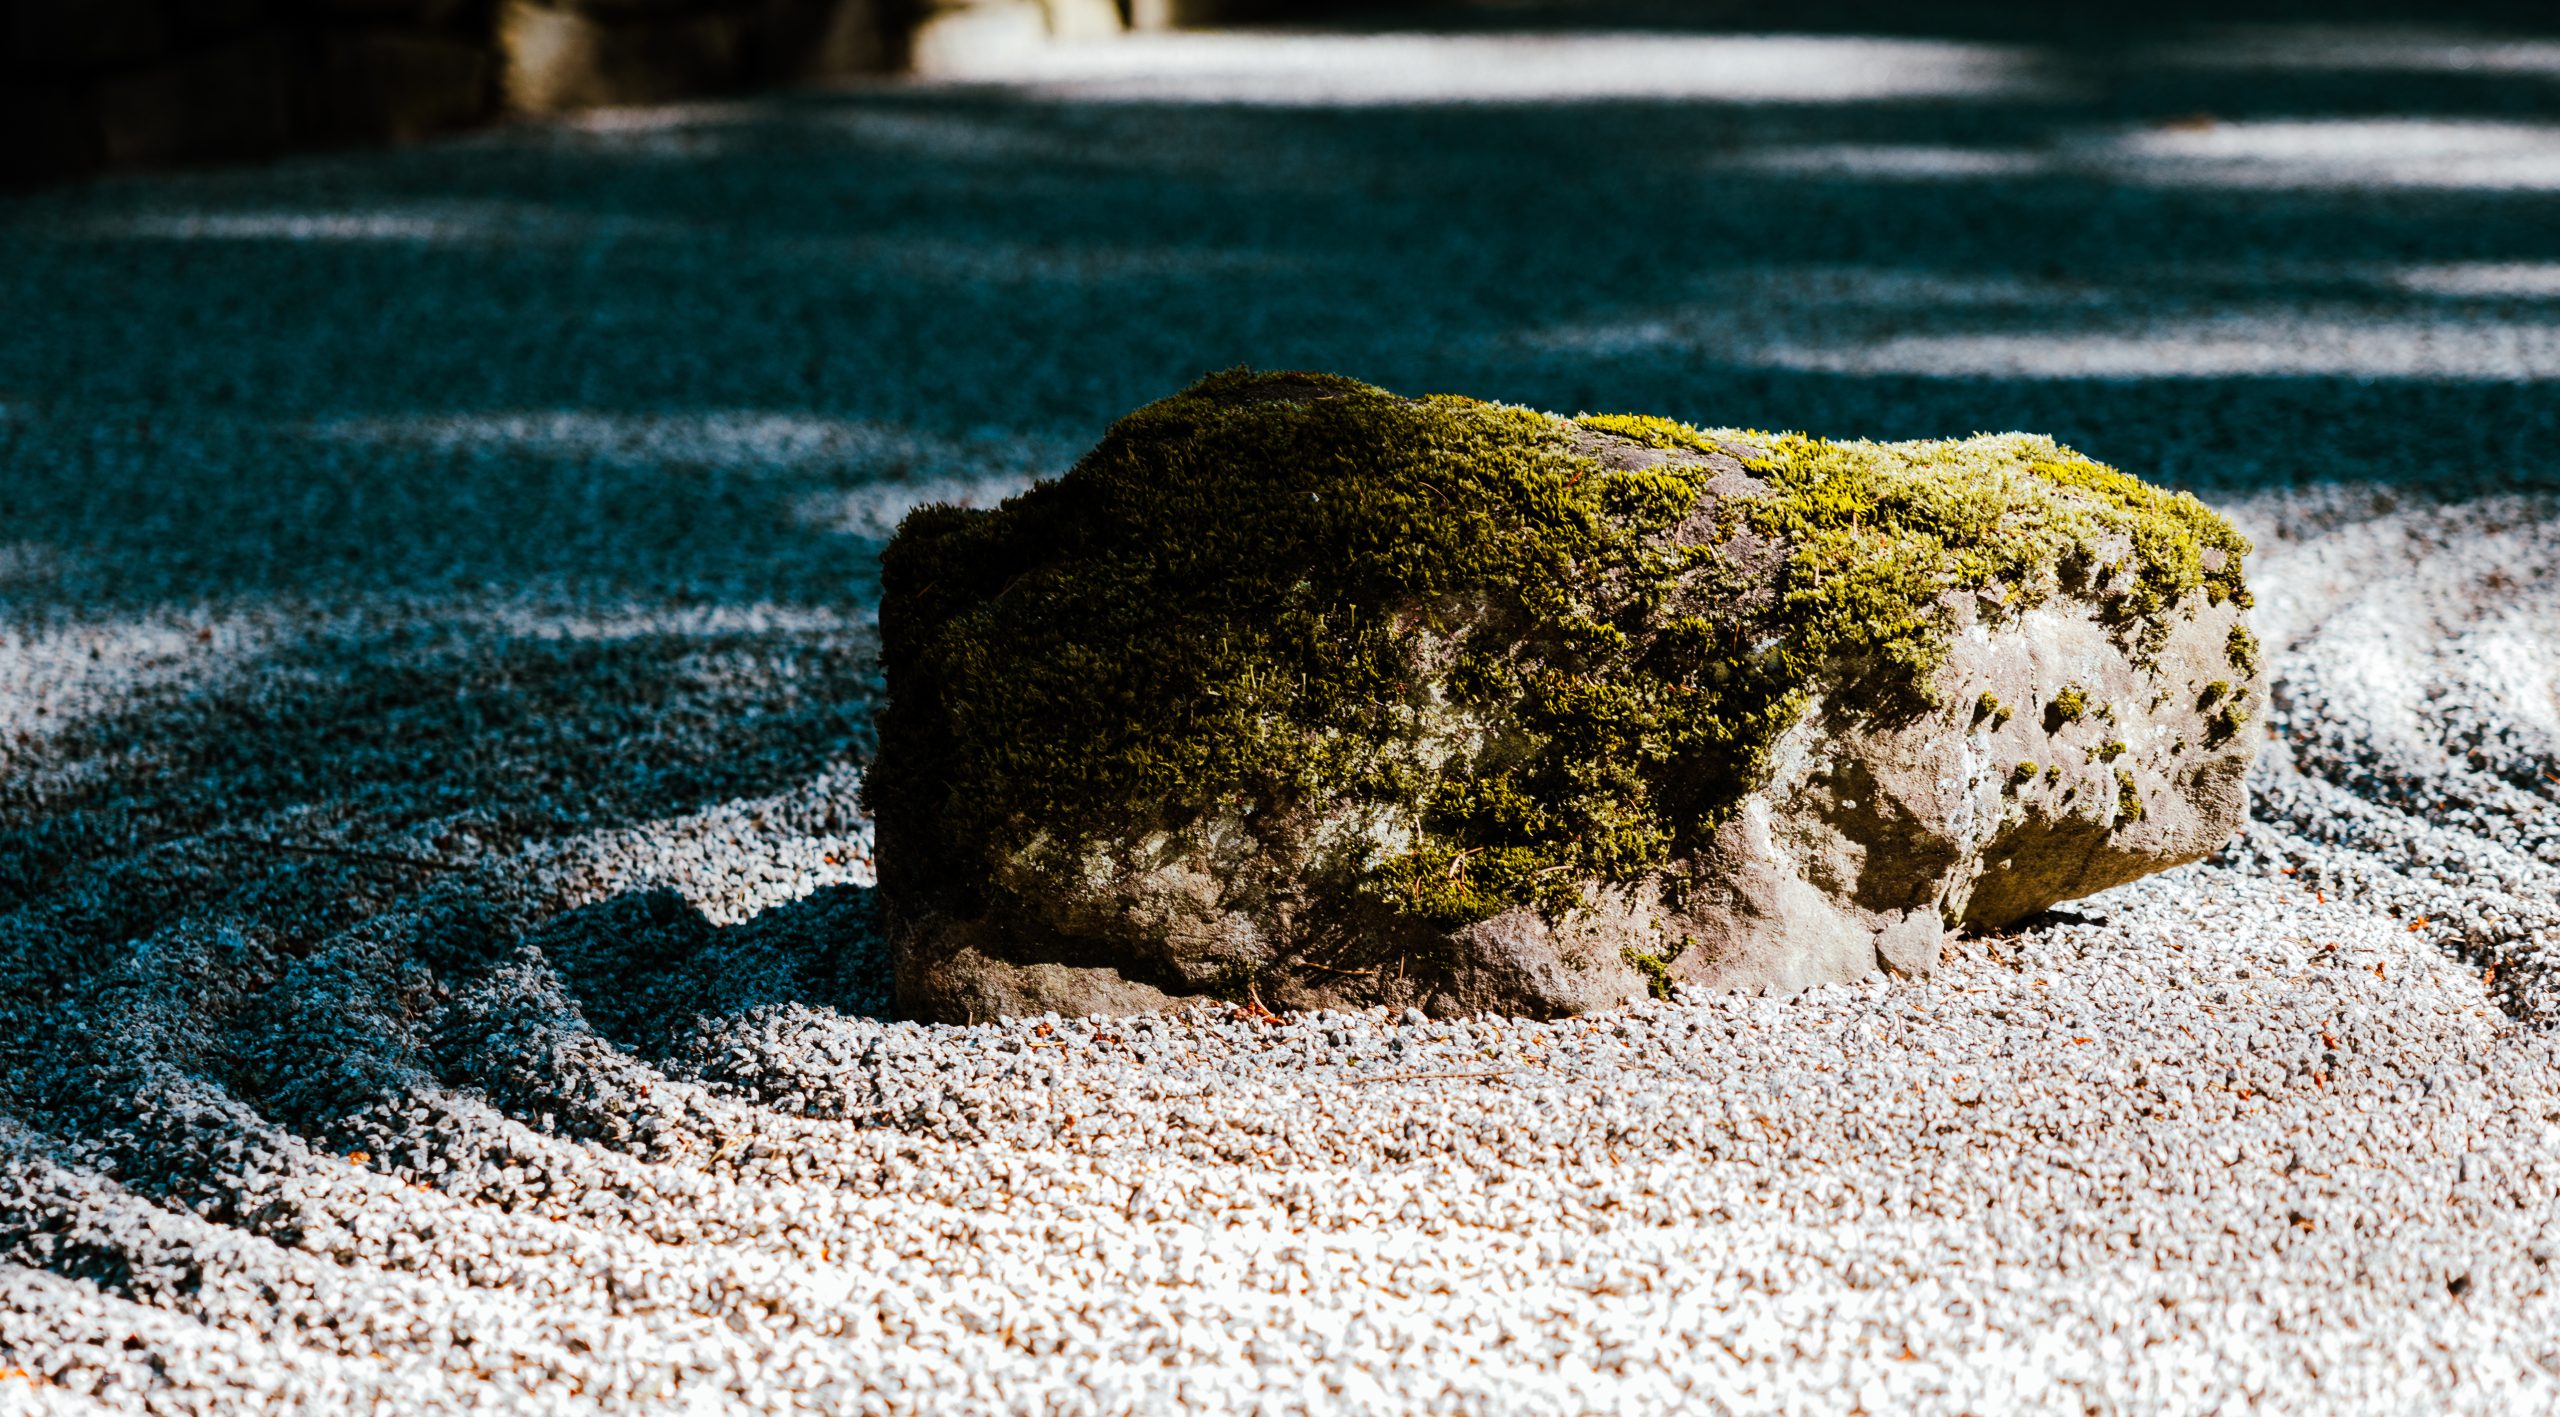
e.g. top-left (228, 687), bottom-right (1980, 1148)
top-left (2209, 691), bottom-right (2255, 744)
top-left (872, 370), bottom-right (2254, 937)
top-left (2226, 625), bottom-right (2262, 678)
top-left (1622, 936), bottom-right (1691, 1001)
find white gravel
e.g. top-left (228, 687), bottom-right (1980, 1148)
top-left (4, 9), bottom-right (2560, 1414)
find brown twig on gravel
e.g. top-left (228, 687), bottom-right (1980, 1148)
top-left (1352, 1068), bottom-right (1514, 1085)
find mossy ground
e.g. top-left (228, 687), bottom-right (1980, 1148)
top-left (873, 371), bottom-right (2252, 937)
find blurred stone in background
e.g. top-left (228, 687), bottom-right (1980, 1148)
top-left (906, 0), bottom-right (1112, 76)
top-left (0, 0), bottom-right (1291, 187)
top-left (498, 0), bottom-right (886, 112)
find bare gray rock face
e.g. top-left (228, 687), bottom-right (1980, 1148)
top-left (1668, 595), bottom-right (2261, 998)
top-left (873, 372), bottom-right (2262, 1020)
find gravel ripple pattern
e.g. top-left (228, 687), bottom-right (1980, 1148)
top-left (4, 6), bottom-right (2560, 1412)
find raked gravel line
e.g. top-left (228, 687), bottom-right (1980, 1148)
top-left (7, 15), bottom-right (2560, 1415)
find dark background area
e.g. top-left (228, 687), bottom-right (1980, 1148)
top-left (13, 0), bottom-right (2560, 184)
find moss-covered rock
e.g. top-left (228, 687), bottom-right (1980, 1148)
top-left (870, 371), bottom-right (2262, 1021)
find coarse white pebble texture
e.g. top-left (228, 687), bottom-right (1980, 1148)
top-left (4, 4), bottom-right (2560, 1413)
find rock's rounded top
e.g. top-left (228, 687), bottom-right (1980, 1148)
top-left (870, 371), bottom-right (2259, 1017)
